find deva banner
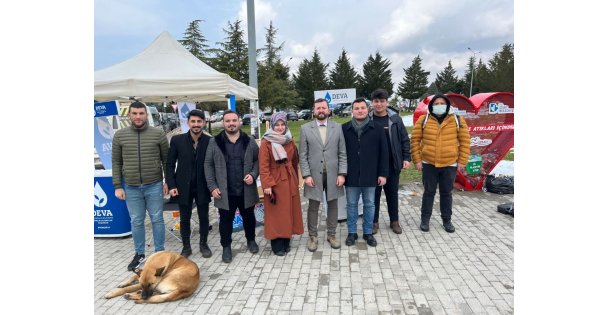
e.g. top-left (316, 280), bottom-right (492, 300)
top-left (94, 100), bottom-right (119, 169)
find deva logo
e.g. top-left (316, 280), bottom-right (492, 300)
top-left (94, 181), bottom-right (108, 207)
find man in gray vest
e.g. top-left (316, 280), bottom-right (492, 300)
top-left (299, 98), bottom-right (348, 251)
top-left (112, 101), bottom-right (169, 271)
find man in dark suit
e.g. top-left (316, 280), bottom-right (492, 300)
top-left (166, 109), bottom-right (213, 258)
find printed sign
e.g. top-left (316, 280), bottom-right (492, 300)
top-left (314, 88), bottom-right (357, 109)
top-left (94, 171), bottom-right (132, 237)
top-left (94, 100), bottom-right (120, 169)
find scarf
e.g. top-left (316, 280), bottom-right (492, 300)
top-left (263, 128), bottom-right (292, 162)
top-left (352, 116), bottom-right (370, 137)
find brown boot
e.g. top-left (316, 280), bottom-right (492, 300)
top-left (390, 221), bottom-right (403, 234)
top-left (307, 236), bottom-right (318, 252)
top-left (326, 235), bottom-right (341, 249)
top-left (372, 222), bottom-right (379, 235)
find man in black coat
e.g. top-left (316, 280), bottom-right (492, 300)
top-left (165, 109), bottom-right (213, 258)
top-left (342, 97), bottom-right (389, 247)
top-left (369, 88), bottom-right (411, 234)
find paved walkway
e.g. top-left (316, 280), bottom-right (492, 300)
top-left (94, 183), bottom-right (514, 314)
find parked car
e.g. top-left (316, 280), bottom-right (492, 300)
top-left (297, 109), bottom-right (312, 120)
top-left (333, 103), bottom-right (352, 117)
top-left (260, 111), bottom-right (273, 122)
top-left (210, 110), bottom-right (225, 122)
top-left (340, 107), bottom-right (352, 117)
top-left (241, 113), bottom-right (255, 125)
top-left (286, 111), bottom-right (299, 121)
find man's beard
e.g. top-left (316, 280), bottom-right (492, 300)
top-left (225, 126), bottom-right (239, 135)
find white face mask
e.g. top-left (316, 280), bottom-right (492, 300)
top-left (433, 104), bottom-right (447, 115)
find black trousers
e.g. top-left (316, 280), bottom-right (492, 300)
top-left (374, 167), bottom-right (400, 223)
top-left (218, 195), bottom-right (256, 248)
top-left (178, 187), bottom-right (210, 247)
top-left (270, 238), bottom-right (291, 254)
top-left (421, 164), bottom-right (457, 222)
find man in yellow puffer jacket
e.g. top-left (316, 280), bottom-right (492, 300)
top-left (410, 94), bottom-right (470, 233)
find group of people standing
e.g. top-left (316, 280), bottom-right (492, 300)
top-left (111, 89), bottom-right (470, 270)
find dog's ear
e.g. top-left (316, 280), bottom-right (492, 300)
top-left (155, 266), bottom-right (166, 277)
top-left (134, 268), bottom-right (142, 276)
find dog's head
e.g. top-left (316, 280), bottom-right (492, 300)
top-left (133, 266), bottom-right (166, 300)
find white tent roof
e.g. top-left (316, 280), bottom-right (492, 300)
top-left (94, 31), bottom-right (258, 102)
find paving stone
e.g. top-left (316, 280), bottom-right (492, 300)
top-left (94, 184), bottom-right (513, 314)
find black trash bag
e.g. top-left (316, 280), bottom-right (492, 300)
top-left (497, 202), bottom-right (514, 216)
top-left (485, 175), bottom-right (514, 194)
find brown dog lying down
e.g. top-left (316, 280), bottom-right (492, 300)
top-left (105, 251), bottom-right (200, 303)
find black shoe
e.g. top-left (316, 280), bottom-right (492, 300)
top-left (200, 243), bottom-right (212, 258)
top-left (222, 247), bottom-right (232, 263)
top-left (247, 240), bottom-right (259, 254)
top-left (275, 250), bottom-right (286, 256)
top-left (180, 246), bottom-right (192, 258)
top-left (345, 233), bottom-right (358, 246)
top-left (363, 234), bottom-right (377, 247)
top-left (420, 221), bottom-right (430, 232)
top-left (443, 221), bottom-right (456, 233)
top-left (283, 239), bottom-right (291, 253)
top-left (127, 254), bottom-right (145, 271)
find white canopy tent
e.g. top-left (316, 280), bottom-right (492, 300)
top-left (94, 31), bottom-right (258, 102)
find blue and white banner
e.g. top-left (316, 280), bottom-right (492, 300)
top-left (94, 101), bottom-right (119, 169)
top-left (177, 102), bottom-right (196, 133)
top-left (314, 88), bottom-right (357, 110)
top-left (94, 100), bottom-right (119, 117)
top-left (94, 170), bottom-right (132, 237)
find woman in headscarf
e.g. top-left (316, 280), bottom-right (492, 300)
top-left (258, 112), bottom-right (304, 256)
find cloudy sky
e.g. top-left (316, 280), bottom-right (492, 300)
top-left (95, 0), bottom-right (513, 94)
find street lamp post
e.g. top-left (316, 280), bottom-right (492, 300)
top-left (467, 48), bottom-right (481, 97)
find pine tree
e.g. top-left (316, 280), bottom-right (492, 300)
top-left (261, 21), bottom-right (283, 67)
top-left (328, 49), bottom-right (360, 90)
top-left (292, 49), bottom-right (329, 109)
top-left (213, 19), bottom-right (249, 84)
top-left (178, 20), bottom-right (211, 62)
top-left (397, 55), bottom-right (429, 109)
top-left (257, 21), bottom-right (301, 112)
top-left (463, 56), bottom-right (476, 96)
top-left (358, 52), bottom-right (393, 98)
top-left (474, 59), bottom-right (492, 94)
top-left (434, 60), bottom-right (461, 94)
top-left (487, 43), bottom-right (514, 92)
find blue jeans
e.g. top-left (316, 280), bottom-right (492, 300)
top-left (124, 181), bottom-right (165, 254)
top-left (345, 186), bottom-right (376, 235)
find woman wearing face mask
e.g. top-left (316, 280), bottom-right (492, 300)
top-left (259, 112), bottom-right (304, 256)
top-left (410, 94), bottom-right (471, 233)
